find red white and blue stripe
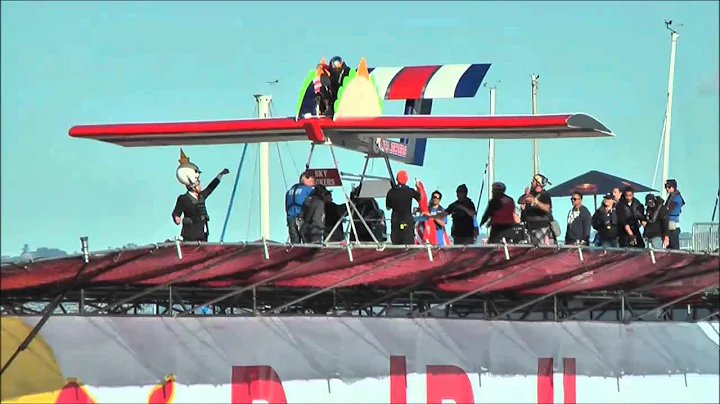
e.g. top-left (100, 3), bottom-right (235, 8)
top-left (367, 63), bottom-right (491, 100)
top-left (300, 63), bottom-right (490, 108)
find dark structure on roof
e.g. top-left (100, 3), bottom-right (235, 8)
top-left (547, 170), bottom-right (657, 197)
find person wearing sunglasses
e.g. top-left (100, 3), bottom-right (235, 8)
top-left (592, 194), bottom-right (619, 247)
top-left (565, 192), bottom-right (592, 245)
top-left (663, 179), bottom-right (685, 249)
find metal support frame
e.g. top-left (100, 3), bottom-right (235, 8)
top-left (489, 254), bottom-right (640, 321)
top-left (174, 250), bottom-right (345, 317)
top-left (628, 285), bottom-right (715, 322)
top-left (262, 251), bottom-right (417, 315)
top-left (562, 258), bottom-right (717, 321)
top-left (94, 246), bottom-right (250, 314)
top-left (696, 310), bottom-right (720, 322)
top-left (3, 242), bottom-right (717, 322)
top-left (414, 250), bottom-right (562, 317)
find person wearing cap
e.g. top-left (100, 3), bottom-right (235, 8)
top-left (300, 184), bottom-right (329, 244)
top-left (565, 192), bottom-right (592, 245)
top-left (285, 171), bottom-right (315, 244)
top-left (479, 182), bottom-right (519, 244)
top-left (592, 194), bottom-right (619, 247)
top-left (434, 184), bottom-right (478, 245)
top-left (385, 170), bottom-right (421, 245)
top-left (642, 193), bottom-right (670, 249)
top-left (663, 179), bottom-right (685, 249)
top-left (518, 174), bottom-right (555, 245)
top-left (616, 186), bottom-right (645, 248)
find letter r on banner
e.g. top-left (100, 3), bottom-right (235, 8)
top-left (231, 366), bottom-right (288, 404)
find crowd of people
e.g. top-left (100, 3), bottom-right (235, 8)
top-left (280, 167), bottom-right (686, 250)
top-left (169, 149), bottom-right (686, 251)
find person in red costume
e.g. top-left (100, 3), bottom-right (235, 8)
top-left (385, 170), bottom-right (421, 245)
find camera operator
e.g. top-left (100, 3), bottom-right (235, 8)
top-left (592, 194), bottom-right (619, 247)
top-left (642, 194), bottom-right (669, 249)
top-left (616, 186), bottom-right (645, 248)
top-left (518, 174), bottom-right (556, 245)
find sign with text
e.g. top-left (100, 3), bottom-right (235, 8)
top-left (309, 168), bottom-right (342, 187)
top-left (373, 138), bottom-right (408, 159)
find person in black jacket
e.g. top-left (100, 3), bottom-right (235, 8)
top-left (592, 194), bottom-right (619, 247)
top-left (643, 194), bottom-right (669, 249)
top-left (616, 186), bottom-right (645, 248)
top-left (172, 149), bottom-right (229, 242)
top-left (565, 192), bottom-right (592, 245)
top-left (300, 185), bottom-right (328, 244)
top-left (329, 56), bottom-right (351, 101)
top-left (435, 184), bottom-right (478, 245)
top-left (386, 170), bottom-right (421, 245)
top-left (323, 189), bottom-right (347, 242)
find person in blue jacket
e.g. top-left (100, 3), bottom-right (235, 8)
top-left (663, 179), bottom-right (685, 250)
top-left (285, 171), bottom-right (315, 244)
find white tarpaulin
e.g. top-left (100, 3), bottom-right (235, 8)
top-left (1, 316), bottom-right (718, 403)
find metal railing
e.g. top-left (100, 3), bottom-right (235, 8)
top-left (691, 222), bottom-right (720, 252)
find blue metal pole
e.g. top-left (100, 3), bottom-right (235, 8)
top-left (220, 144), bottom-right (249, 242)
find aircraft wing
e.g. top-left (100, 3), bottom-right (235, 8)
top-left (68, 113), bottom-right (613, 147)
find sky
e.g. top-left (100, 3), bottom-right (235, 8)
top-left (1, 1), bottom-right (718, 255)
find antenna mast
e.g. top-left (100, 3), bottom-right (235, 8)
top-left (485, 81), bottom-right (500, 200)
top-left (255, 94), bottom-right (272, 240)
top-left (531, 73), bottom-right (540, 175)
top-left (661, 20), bottom-right (680, 199)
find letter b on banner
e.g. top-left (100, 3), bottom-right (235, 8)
top-left (231, 366), bottom-right (287, 404)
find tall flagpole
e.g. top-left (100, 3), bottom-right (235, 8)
top-left (487, 83), bottom-right (498, 200)
top-left (531, 73), bottom-right (540, 175)
top-left (255, 94), bottom-right (272, 240)
top-left (661, 20), bottom-right (680, 199)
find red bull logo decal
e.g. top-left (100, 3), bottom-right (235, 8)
top-left (53, 375), bottom-right (175, 404)
top-left (54, 379), bottom-right (96, 404)
top-left (147, 374), bottom-right (175, 404)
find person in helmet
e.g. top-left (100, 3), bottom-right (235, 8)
top-left (479, 182), bottom-right (520, 244)
top-left (313, 62), bottom-right (333, 116)
top-left (518, 174), bottom-right (556, 245)
top-left (329, 56), bottom-right (351, 101)
top-left (171, 149), bottom-right (229, 242)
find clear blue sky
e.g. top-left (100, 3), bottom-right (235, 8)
top-left (1, 1), bottom-right (718, 254)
